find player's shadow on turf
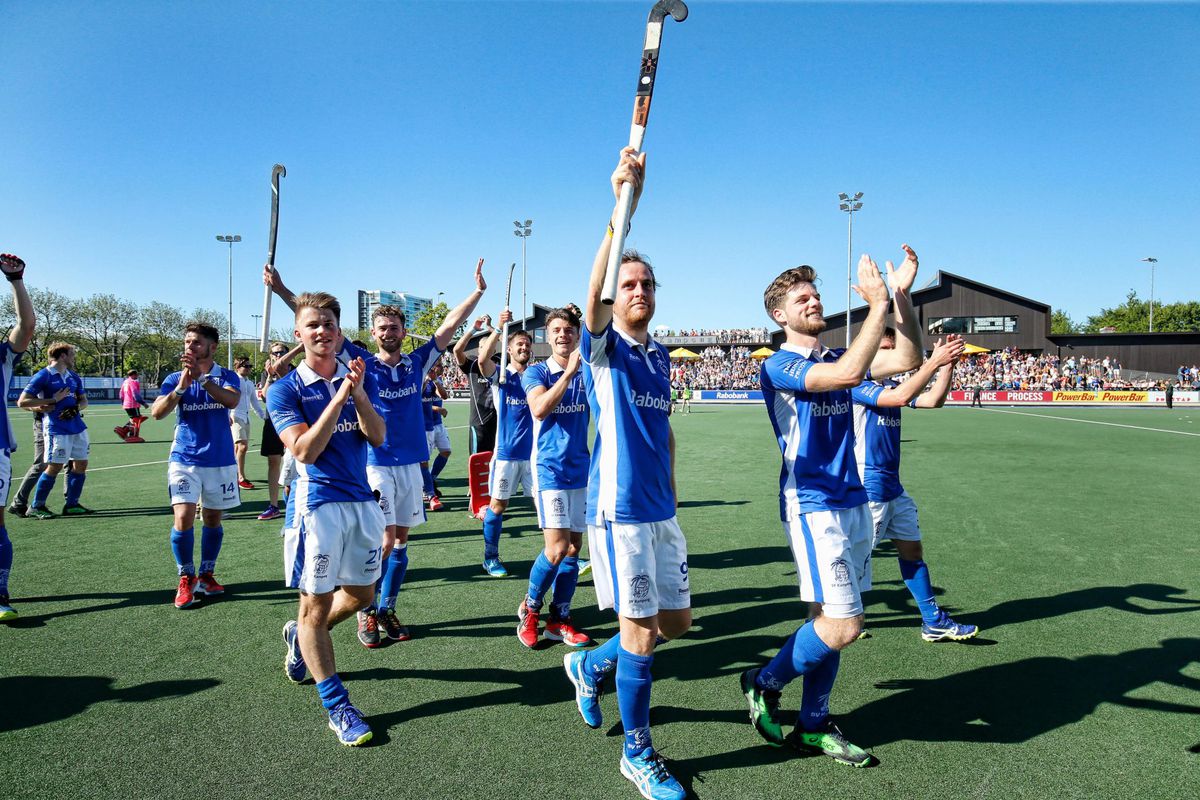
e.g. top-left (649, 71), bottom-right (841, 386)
top-left (676, 499), bottom-right (751, 509)
top-left (844, 638), bottom-right (1200, 747)
top-left (13, 579), bottom-right (294, 623)
top-left (82, 506), bottom-right (180, 518)
top-left (687, 545), bottom-right (793, 572)
top-left (0, 675), bottom-right (221, 732)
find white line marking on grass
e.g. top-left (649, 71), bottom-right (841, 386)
top-left (89, 460), bottom-right (170, 472)
top-left (978, 408), bottom-right (1200, 437)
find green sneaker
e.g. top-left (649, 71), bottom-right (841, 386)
top-left (786, 719), bottom-right (876, 767)
top-left (62, 504), bottom-right (93, 516)
top-left (740, 667), bottom-right (784, 746)
top-left (25, 506), bottom-right (55, 520)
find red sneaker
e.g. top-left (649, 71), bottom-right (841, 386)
top-left (174, 575), bottom-right (199, 609)
top-left (516, 601), bottom-right (540, 649)
top-left (237, 479), bottom-right (255, 490)
top-left (196, 573), bottom-right (226, 596)
top-left (545, 616), bottom-right (592, 647)
top-left (428, 496), bottom-right (444, 512)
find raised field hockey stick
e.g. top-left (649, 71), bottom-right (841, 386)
top-left (260, 163), bottom-right (286, 353)
top-left (600, 0), bottom-right (688, 305)
top-left (498, 262), bottom-right (517, 385)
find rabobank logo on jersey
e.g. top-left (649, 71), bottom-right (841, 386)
top-left (181, 400), bottom-right (228, 413)
top-left (631, 390), bottom-right (670, 412)
top-left (876, 415), bottom-right (902, 427)
top-left (811, 399), bottom-right (851, 417)
top-left (505, 395), bottom-right (527, 407)
top-left (553, 402), bottom-right (588, 415)
top-left (378, 385), bottom-right (418, 400)
top-left (333, 418), bottom-right (361, 433)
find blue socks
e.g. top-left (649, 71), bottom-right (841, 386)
top-left (171, 527), bottom-right (195, 576)
top-left (431, 453), bottom-right (448, 479)
top-left (482, 508), bottom-right (502, 560)
top-left (551, 556), bottom-right (580, 620)
top-left (525, 552), bottom-right (557, 613)
top-left (583, 634), bottom-right (621, 680)
top-left (379, 544), bottom-right (409, 609)
top-left (199, 526), bottom-right (223, 575)
top-left (65, 472), bottom-right (86, 506)
top-left (799, 650), bottom-right (840, 730)
top-left (616, 646), bottom-right (654, 757)
top-left (32, 472), bottom-right (57, 508)
top-left (420, 464), bottom-right (435, 496)
top-left (756, 620), bottom-right (834, 692)
top-left (0, 526), bottom-right (11, 595)
top-left (316, 674), bottom-right (350, 710)
top-left (899, 558), bottom-right (940, 624)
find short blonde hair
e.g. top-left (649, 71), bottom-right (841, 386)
top-left (294, 292), bottom-right (341, 321)
top-left (47, 341), bottom-right (75, 360)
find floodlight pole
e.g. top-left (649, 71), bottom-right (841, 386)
top-left (216, 234), bottom-right (242, 366)
top-left (513, 220), bottom-right (533, 327)
top-left (838, 193), bottom-right (864, 349)
top-left (1141, 257), bottom-right (1158, 332)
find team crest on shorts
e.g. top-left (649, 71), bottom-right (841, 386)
top-left (830, 558), bottom-right (851, 588)
top-left (313, 554), bottom-right (330, 579)
top-left (378, 495), bottom-right (390, 512)
top-left (551, 496), bottom-right (565, 516)
top-left (630, 574), bottom-right (651, 604)
top-left (178, 479), bottom-right (191, 493)
top-left (499, 478), bottom-right (510, 492)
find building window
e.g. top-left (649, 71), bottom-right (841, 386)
top-left (927, 316), bottom-right (1018, 335)
top-left (533, 327), bottom-right (546, 343)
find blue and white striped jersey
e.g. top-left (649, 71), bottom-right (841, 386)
top-left (582, 322), bottom-right (674, 525)
top-left (25, 367), bottom-right (87, 436)
top-left (760, 344), bottom-right (868, 519)
top-left (364, 339), bottom-right (440, 467)
top-left (489, 367), bottom-right (532, 461)
top-left (522, 358), bottom-right (590, 491)
top-left (160, 366), bottom-right (240, 467)
top-left (851, 380), bottom-right (913, 503)
top-left (0, 342), bottom-right (24, 452)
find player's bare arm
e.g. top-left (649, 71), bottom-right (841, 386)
top-left (199, 374), bottom-right (241, 410)
top-left (477, 310), bottom-right (511, 379)
top-left (870, 244), bottom-right (924, 378)
top-left (278, 367), bottom-right (357, 464)
top-left (586, 147), bottom-right (646, 336)
top-left (875, 335), bottom-right (965, 407)
top-left (453, 314), bottom-right (491, 368)
top-left (18, 386), bottom-right (70, 413)
top-left (1, 254), bottom-right (35, 353)
top-left (913, 335), bottom-right (963, 408)
top-left (264, 263), bottom-right (298, 312)
top-left (526, 348), bottom-right (581, 420)
top-left (803, 255), bottom-right (891, 391)
top-left (434, 259), bottom-right (487, 351)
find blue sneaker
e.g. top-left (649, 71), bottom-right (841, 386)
top-left (327, 702), bottom-right (372, 746)
top-left (0, 594), bottom-right (17, 623)
top-left (482, 557), bottom-right (508, 578)
top-left (619, 747), bottom-right (686, 800)
top-left (282, 620), bottom-right (306, 683)
top-left (921, 611), bottom-right (979, 642)
top-left (563, 651), bottom-right (603, 729)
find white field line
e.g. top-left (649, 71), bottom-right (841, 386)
top-left (975, 407), bottom-right (1200, 437)
top-left (89, 460), bottom-right (170, 472)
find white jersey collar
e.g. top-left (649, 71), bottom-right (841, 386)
top-left (615, 326), bottom-right (661, 353)
top-left (781, 342), bottom-right (835, 360)
top-left (297, 359), bottom-right (350, 387)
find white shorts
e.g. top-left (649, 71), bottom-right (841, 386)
top-left (45, 430), bottom-right (90, 464)
top-left (784, 505), bottom-right (873, 619)
top-left (869, 492), bottom-right (921, 546)
top-left (367, 463), bottom-right (426, 530)
top-left (489, 457), bottom-right (532, 501)
top-left (590, 516), bottom-right (690, 619)
top-left (536, 488), bottom-right (586, 532)
top-left (0, 451), bottom-right (11, 506)
top-left (168, 463), bottom-right (241, 510)
top-left (426, 425), bottom-right (451, 454)
top-left (284, 500), bottom-right (387, 594)
top-left (231, 419), bottom-right (250, 444)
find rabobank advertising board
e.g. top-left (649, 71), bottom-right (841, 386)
top-left (696, 390), bottom-right (763, 402)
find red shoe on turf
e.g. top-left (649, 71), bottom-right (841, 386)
top-left (174, 575), bottom-right (199, 609)
top-left (545, 616), bottom-right (592, 647)
top-left (196, 573), bottom-right (226, 596)
top-left (237, 479), bottom-right (255, 490)
top-left (516, 601), bottom-right (540, 649)
top-left (428, 495), bottom-right (444, 512)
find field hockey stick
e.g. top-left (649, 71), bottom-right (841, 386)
top-left (600, 0), bottom-right (688, 305)
top-left (498, 262), bottom-right (517, 385)
top-left (260, 163), bottom-right (286, 353)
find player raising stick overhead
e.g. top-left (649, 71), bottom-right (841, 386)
top-left (516, 307), bottom-right (593, 649)
top-left (741, 248), bottom-right (924, 767)
top-left (562, 148), bottom-right (691, 800)
top-left (149, 323), bottom-right (242, 609)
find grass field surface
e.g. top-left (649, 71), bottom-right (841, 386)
top-left (1, 403), bottom-right (1197, 800)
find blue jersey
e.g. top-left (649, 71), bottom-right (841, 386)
top-left (0, 343), bottom-right (25, 452)
top-left (522, 359), bottom-right (590, 491)
top-left (365, 340), bottom-right (440, 467)
top-left (160, 366), bottom-right (241, 467)
top-left (582, 322), bottom-right (674, 525)
top-left (851, 380), bottom-right (913, 503)
top-left (760, 344), bottom-right (867, 518)
top-left (25, 366), bottom-right (87, 436)
top-left (490, 366), bottom-right (532, 461)
top-left (421, 380), bottom-right (439, 432)
top-left (267, 360), bottom-right (378, 508)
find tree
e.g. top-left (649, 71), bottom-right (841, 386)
top-left (74, 293), bottom-right (138, 376)
top-left (1083, 290), bottom-right (1200, 333)
top-left (1050, 309), bottom-right (1078, 335)
top-left (406, 302), bottom-right (453, 352)
top-left (132, 301), bottom-right (188, 382)
top-left (15, 287), bottom-right (78, 371)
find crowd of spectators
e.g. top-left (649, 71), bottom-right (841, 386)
top-left (669, 346), bottom-right (761, 390)
top-left (658, 327), bottom-right (770, 343)
top-left (951, 348), bottom-right (1172, 391)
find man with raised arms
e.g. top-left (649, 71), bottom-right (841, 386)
top-left (353, 263), bottom-right (486, 646)
top-left (741, 248), bottom-right (923, 767)
top-left (515, 307), bottom-right (592, 649)
top-left (852, 329), bottom-right (978, 641)
top-left (19, 342), bottom-right (91, 518)
top-left (149, 323), bottom-right (242, 609)
top-left (0, 253), bottom-right (36, 622)
top-left (475, 309), bottom-right (533, 578)
top-left (269, 291), bottom-right (387, 746)
top-left (562, 148), bottom-right (690, 800)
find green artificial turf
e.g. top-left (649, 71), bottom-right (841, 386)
top-left (1, 403), bottom-right (1197, 800)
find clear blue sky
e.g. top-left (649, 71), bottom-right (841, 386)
top-left (2, 1), bottom-right (1196, 339)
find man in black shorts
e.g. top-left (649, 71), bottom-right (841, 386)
top-left (453, 314), bottom-right (499, 454)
